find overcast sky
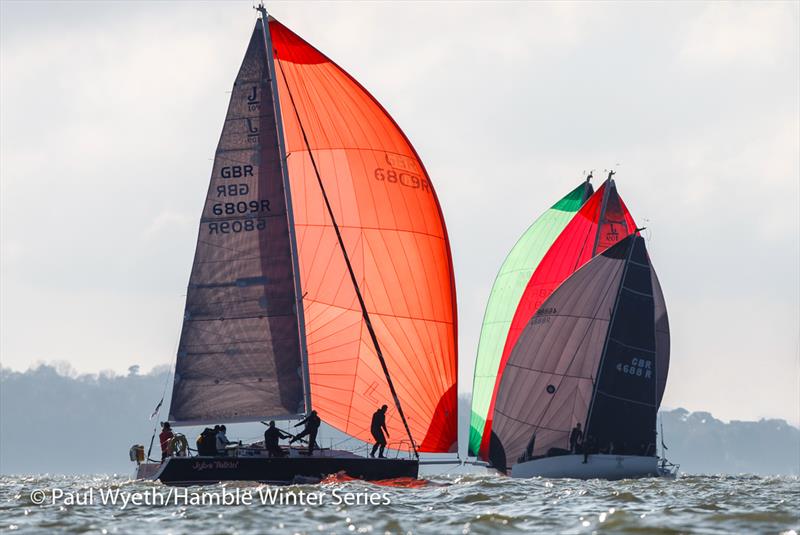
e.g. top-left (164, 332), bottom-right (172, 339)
top-left (1, 1), bottom-right (798, 426)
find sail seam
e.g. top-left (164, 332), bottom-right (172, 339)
top-left (595, 390), bottom-right (656, 407)
top-left (503, 363), bottom-right (595, 380)
top-left (607, 336), bottom-right (656, 354)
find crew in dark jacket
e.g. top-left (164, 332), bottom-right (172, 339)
top-left (290, 410), bottom-right (321, 455)
top-left (370, 405), bottom-right (390, 458)
top-left (264, 421), bottom-right (292, 457)
top-left (569, 423), bottom-right (583, 453)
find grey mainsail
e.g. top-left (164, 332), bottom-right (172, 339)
top-left (168, 21), bottom-right (306, 425)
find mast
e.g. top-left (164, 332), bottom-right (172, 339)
top-left (256, 4), bottom-right (312, 415)
top-left (591, 170), bottom-right (614, 256)
top-left (265, 14), bottom-right (420, 457)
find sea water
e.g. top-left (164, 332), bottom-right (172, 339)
top-left (0, 472), bottom-right (797, 533)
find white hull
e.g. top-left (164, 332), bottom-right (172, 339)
top-left (511, 454), bottom-right (666, 480)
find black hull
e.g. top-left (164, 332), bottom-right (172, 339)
top-left (155, 456), bottom-right (419, 485)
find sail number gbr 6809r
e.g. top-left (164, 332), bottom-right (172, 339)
top-left (207, 200), bottom-right (271, 234)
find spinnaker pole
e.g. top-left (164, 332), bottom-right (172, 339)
top-left (256, 4), bottom-right (313, 416)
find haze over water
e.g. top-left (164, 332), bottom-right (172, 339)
top-left (1, 473), bottom-right (797, 534)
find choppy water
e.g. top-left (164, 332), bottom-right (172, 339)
top-left (1, 472), bottom-right (798, 534)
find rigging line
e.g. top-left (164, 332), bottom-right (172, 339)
top-left (147, 293), bottom-right (185, 459)
top-left (274, 54), bottom-right (419, 459)
top-left (298, 222), bottom-right (446, 244)
top-left (258, 11), bottom-right (313, 415)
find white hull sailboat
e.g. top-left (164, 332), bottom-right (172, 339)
top-left (469, 178), bottom-right (676, 479)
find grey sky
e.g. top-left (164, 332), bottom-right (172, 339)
top-left (1, 1), bottom-right (798, 426)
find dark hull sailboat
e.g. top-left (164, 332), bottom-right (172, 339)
top-left (150, 453), bottom-right (418, 486)
top-left (133, 5), bottom-right (458, 484)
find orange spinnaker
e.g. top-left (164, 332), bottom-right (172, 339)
top-left (270, 20), bottom-right (458, 452)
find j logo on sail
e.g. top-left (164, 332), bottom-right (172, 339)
top-left (246, 85), bottom-right (260, 111)
top-left (246, 118), bottom-right (259, 143)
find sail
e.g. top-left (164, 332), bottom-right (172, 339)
top-left (479, 178), bottom-right (637, 457)
top-left (489, 235), bottom-right (662, 472)
top-left (584, 235), bottom-right (659, 456)
top-left (269, 20), bottom-right (458, 452)
top-left (468, 181), bottom-right (593, 456)
top-left (652, 268), bottom-right (670, 407)
top-left (169, 21), bottom-right (307, 425)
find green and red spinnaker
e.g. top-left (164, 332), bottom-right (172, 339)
top-left (468, 181), bottom-right (592, 456)
top-left (479, 179), bottom-right (637, 459)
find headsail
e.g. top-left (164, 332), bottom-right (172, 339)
top-left (489, 234), bottom-right (663, 472)
top-left (269, 20), bottom-right (458, 452)
top-left (479, 178), bottom-right (637, 457)
top-left (169, 21), bottom-right (307, 425)
top-left (468, 181), bottom-right (593, 456)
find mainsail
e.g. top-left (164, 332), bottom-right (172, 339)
top-left (270, 20), bottom-right (458, 453)
top-left (479, 178), bottom-right (637, 457)
top-left (169, 21), bottom-right (307, 425)
top-left (489, 234), bottom-right (665, 472)
top-left (168, 15), bottom-right (458, 452)
top-left (468, 181), bottom-right (593, 456)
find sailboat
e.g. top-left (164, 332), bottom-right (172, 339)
top-left (133, 5), bottom-right (457, 485)
top-left (471, 175), bottom-right (672, 479)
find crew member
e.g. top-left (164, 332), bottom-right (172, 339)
top-left (264, 421), bottom-right (292, 457)
top-left (370, 405), bottom-right (390, 458)
top-left (290, 410), bottom-right (321, 455)
top-left (159, 422), bottom-right (174, 461)
top-left (216, 424), bottom-right (232, 454)
top-left (569, 423), bottom-right (583, 453)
